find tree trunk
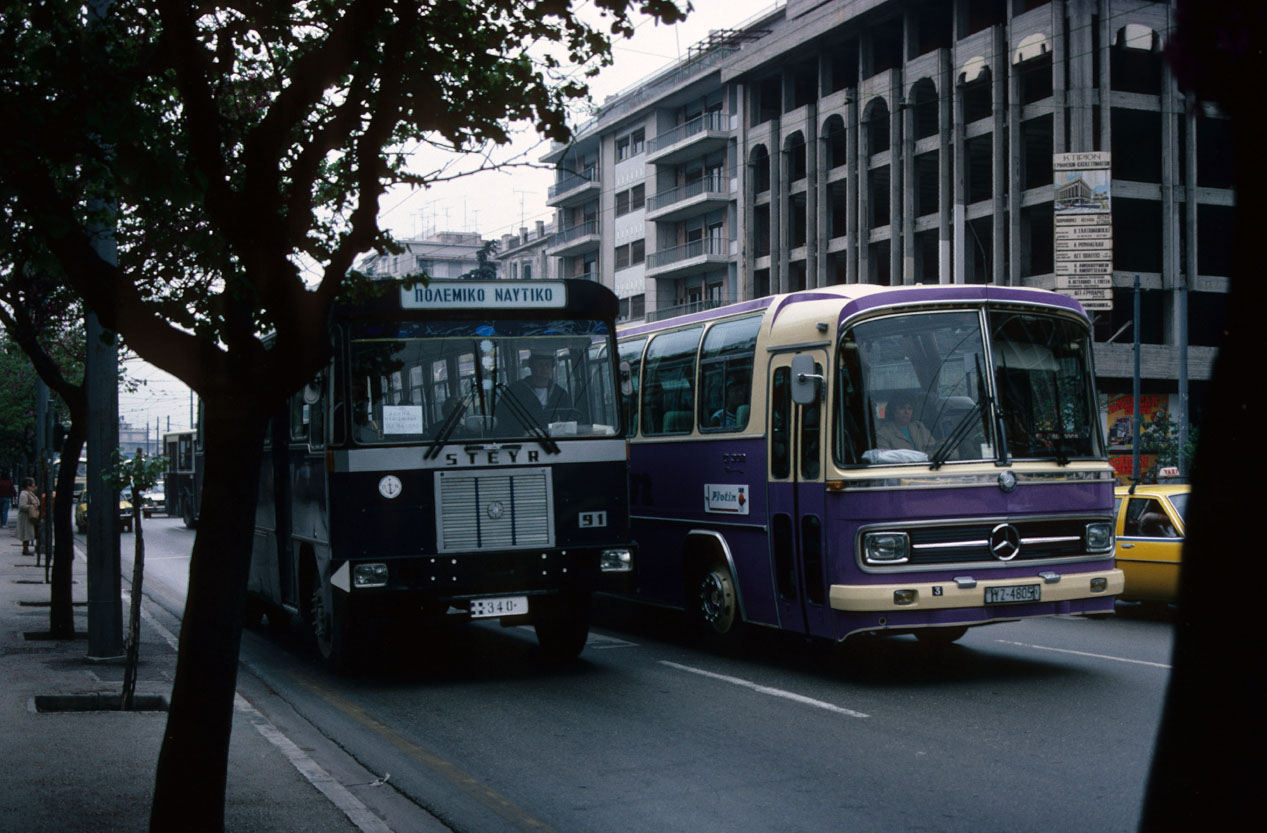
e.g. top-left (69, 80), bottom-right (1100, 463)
top-left (121, 480), bottom-right (144, 711)
top-left (148, 403), bottom-right (267, 833)
top-left (49, 428), bottom-right (85, 638)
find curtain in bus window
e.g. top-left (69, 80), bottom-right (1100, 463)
top-left (989, 312), bottom-right (1100, 461)
top-left (642, 327), bottom-right (702, 435)
top-left (698, 315), bottom-right (760, 432)
top-left (835, 311), bottom-right (990, 466)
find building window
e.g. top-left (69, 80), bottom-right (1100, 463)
top-left (614, 239), bottom-right (645, 270)
top-left (615, 184), bottom-right (646, 217)
top-left (617, 127), bottom-right (645, 161)
top-left (522, 262), bottom-right (532, 280)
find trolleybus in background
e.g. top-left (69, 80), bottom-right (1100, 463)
top-left (617, 284), bottom-right (1121, 648)
top-left (250, 278), bottom-right (633, 669)
top-left (163, 429), bottom-right (202, 527)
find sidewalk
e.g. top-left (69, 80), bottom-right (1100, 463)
top-left (0, 524), bottom-right (412, 833)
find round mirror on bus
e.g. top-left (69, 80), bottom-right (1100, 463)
top-left (302, 378), bottom-right (323, 405)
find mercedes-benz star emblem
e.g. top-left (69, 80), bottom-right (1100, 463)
top-left (997, 470), bottom-right (1018, 493)
top-left (487, 501), bottom-right (505, 520)
top-left (990, 523), bottom-right (1021, 561)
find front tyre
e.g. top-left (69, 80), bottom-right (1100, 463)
top-left (692, 558), bottom-right (744, 653)
top-left (533, 594), bottom-right (590, 662)
top-left (310, 577), bottom-right (357, 673)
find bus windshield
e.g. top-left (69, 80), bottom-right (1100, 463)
top-left (835, 308), bottom-right (1100, 466)
top-left (347, 318), bottom-right (621, 445)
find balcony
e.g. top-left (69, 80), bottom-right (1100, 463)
top-left (546, 165), bottom-right (600, 208)
top-left (646, 174), bottom-right (734, 222)
top-left (647, 298), bottom-right (731, 322)
top-left (645, 236), bottom-right (734, 280)
top-left (545, 219), bottom-right (601, 257)
top-left (646, 111), bottom-right (731, 165)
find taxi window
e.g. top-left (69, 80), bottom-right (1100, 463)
top-left (1124, 497), bottom-right (1179, 538)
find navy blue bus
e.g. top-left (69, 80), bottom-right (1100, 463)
top-left (250, 279), bottom-right (634, 668)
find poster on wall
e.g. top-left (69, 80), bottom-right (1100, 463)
top-left (1105, 393), bottom-right (1169, 484)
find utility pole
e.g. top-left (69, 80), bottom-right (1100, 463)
top-left (84, 0), bottom-right (123, 661)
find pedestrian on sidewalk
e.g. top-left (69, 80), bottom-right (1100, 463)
top-left (0, 470), bottom-right (15, 528)
top-left (17, 477), bottom-right (39, 555)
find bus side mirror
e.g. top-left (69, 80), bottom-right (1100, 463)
top-left (791, 354), bottom-right (822, 405)
top-left (619, 360), bottom-right (634, 397)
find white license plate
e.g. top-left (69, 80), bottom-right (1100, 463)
top-left (470, 596), bottom-right (529, 618)
top-left (985, 584), bottom-right (1041, 604)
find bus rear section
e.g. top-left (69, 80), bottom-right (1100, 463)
top-left (619, 284), bottom-right (1121, 649)
top-left (249, 279), bottom-right (634, 669)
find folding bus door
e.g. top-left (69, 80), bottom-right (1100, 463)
top-left (767, 351), bottom-right (833, 638)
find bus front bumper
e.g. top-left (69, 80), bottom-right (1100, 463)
top-left (829, 568), bottom-right (1124, 612)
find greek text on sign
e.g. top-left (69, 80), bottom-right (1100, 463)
top-left (1057, 261), bottom-right (1116, 275)
top-left (1055, 226), bottom-right (1112, 240)
top-left (1056, 275), bottom-right (1112, 289)
top-left (1055, 214), bottom-right (1113, 226)
top-left (1053, 151), bottom-right (1112, 171)
top-left (1055, 238), bottom-right (1114, 251)
top-left (704, 484), bottom-right (749, 515)
top-left (1058, 249), bottom-right (1114, 262)
top-left (401, 280), bottom-right (568, 310)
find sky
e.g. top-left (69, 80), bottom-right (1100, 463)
top-left (119, 0), bottom-right (779, 432)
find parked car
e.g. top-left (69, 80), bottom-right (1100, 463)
top-left (1113, 484), bottom-right (1189, 604)
top-left (75, 491), bottom-right (134, 534)
top-left (140, 480), bottom-right (166, 519)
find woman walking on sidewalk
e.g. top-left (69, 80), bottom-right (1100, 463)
top-left (17, 478), bottom-right (39, 555)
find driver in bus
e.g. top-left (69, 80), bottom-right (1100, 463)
top-left (875, 391), bottom-right (938, 454)
top-left (505, 350), bottom-right (573, 430)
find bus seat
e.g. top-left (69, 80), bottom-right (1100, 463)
top-left (663, 410), bottom-right (693, 433)
top-left (735, 404), bottom-right (749, 426)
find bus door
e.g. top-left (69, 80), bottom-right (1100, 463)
top-left (768, 351), bottom-right (833, 638)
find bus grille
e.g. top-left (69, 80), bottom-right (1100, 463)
top-left (862, 517), bottom-right (1105, 567)
top-left (435, 468), bottom-right (553, 553)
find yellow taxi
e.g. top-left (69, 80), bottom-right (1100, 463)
top-left (1113, 483), bottom-right (1189, 603)
top-left (75, 491), bottom-right (134, 534)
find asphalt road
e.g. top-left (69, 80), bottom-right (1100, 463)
top-left (120, 516), bottom-right (1174, 833)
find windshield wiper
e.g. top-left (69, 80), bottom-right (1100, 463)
top-left (494, 382), bottom-right (560, 455)
top-left (930, 399), bottom-right (985, 469)
top-left (424, 386), bottom-right (477, 460)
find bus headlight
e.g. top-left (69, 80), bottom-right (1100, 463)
top-left (863, 532), bottom-right (910, 565)
top-left (600, 549), bottom-right (633, 573)
top-left (1084, 522), bottom-right (1115, 553)
top-left (352, 562), bottom-right (389, 588)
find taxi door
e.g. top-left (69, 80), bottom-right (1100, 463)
top-left (767, 351), bottom-right (834, 638)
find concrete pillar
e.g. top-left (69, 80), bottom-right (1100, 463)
top-left (992, 25), bottom-right (1007, 285)
top-left (939, 50), bottom-right (953, 284)
top-left (808, 101), bottom-right (821, 289)
top-left (890, 76), bottom-right (903, 286)
top-left (1007, 32), bottom-right (1024, 287)
top-left (847, 91), bottom-right (860, 284)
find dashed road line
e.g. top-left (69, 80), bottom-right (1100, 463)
top-left (996, 639), bottom-right (1172, 669)
top-left (659, 660), bottom-right (870, 718)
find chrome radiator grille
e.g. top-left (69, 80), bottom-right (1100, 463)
top-left (435, 467), bottom-right (553, 553)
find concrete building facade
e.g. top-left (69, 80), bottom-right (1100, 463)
top-left (540, 0), bottom-right (1229, 453)
top-left (357, 231), bottom-right (496, 280)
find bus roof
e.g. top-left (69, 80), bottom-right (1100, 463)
top-left (619, 284), bottom-right (1087, 339)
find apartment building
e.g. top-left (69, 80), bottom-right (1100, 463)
top-left (541, 0), bottom-right (1230, 458)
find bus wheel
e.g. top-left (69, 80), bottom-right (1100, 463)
top-left (181, 495), bottom-right (196, 529)
top-left (310, 579), bottom-right (356, 672)
top-left (695, 559), bottom-right (738, 638)
top-left (914, 626), bottom-right (968, 646)
top-left (533, 595), bottom-right (590, 661)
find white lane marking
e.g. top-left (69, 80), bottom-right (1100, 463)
top-left (660, 660), bottom-right (869, 718)
top-left (996, 639), bottom-right (1172, 669)
top-left (236, 695), bottom-right (394, 833)
top-left (137, 598), bottom-right (394, 833)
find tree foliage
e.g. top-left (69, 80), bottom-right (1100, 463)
top-left (1, 1), bottom-right (689, 830)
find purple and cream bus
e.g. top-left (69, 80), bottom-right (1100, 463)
top-left (617, 284), bottom-right (1122, 646)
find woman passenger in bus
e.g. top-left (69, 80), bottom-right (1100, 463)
top-left (875, 392), bottom-right (938, 454)
top-left (710, 378), bottom-right (749, 429)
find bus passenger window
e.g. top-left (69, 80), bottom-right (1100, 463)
top-left (697, 315), bottom-right (760, 432)
top-left (643, 327), bottom-right (702, 436)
